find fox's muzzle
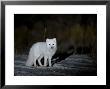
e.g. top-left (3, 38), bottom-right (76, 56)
top-left (51, 47), bottom-right (54, 49)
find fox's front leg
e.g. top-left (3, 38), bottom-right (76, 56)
top-left (48, 56), bottom-right (52, 67)
top-left (44, 56), bottom-right (48, 67)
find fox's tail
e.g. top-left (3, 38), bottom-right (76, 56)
top-left (25, 52), bottom-right (33, 66)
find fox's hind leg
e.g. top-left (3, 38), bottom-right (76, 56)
top-left (33, 59), bottom-right (37, 67)
top-left (33, 55), bottom-right (40, 67)
top-left (37, 56), bottom-right (43, 66)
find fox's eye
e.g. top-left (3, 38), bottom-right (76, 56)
top-left (52, 44), bottom-right (54, 45)
top-left (49, 44), bottom-right (50, 45)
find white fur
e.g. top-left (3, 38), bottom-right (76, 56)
top-left (25, 38), bottom-right (57, 67)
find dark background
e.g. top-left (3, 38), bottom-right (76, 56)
top-left (14, 14), bottom-right (97, 57)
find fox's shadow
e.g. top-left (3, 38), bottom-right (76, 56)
top-left (35, 47), bottom-right (74, 66)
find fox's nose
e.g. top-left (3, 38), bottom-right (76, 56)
top-left (51, 47), bottom-right (54, 49)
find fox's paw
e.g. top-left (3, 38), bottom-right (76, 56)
top-left (41, 65), bottom-right (47, 67)
top-left (48, 65), bottom-right (52, 67)
top-left (43, 65), bottom-right (47, 67)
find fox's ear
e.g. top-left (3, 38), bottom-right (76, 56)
top-left (46, 38), bottom-right (49, 42)
top-left (53, 38), bottom-right (56, 41)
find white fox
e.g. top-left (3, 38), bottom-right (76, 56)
top-left (25, 38), bottom-right (57, 67)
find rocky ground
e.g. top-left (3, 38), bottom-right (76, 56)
top-left (14, 54), bottom-right (97, 76)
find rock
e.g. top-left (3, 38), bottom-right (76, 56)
top-left (14, 54), bottom-right (97, 76)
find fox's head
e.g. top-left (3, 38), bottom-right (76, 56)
top-left (46, 38), bottom-right (57, 49)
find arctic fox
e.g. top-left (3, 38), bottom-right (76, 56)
top-left (25, 38), bottom-right (57, 67)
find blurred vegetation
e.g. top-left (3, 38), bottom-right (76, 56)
top-left (14, 14), bottom-right (97, 57)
